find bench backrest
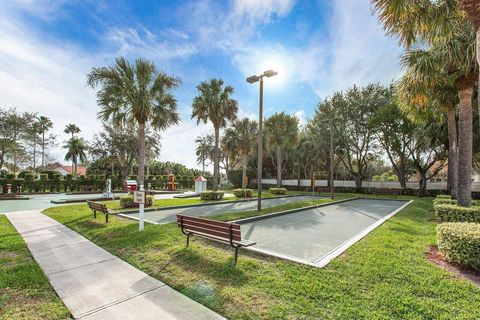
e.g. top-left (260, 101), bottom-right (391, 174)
top-left (177, 215), bottom-right (241, 242)
top-left (87, 201), bottom-right (108, 212)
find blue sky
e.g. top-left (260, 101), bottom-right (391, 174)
top-left (0, 0), bottom-right (403, 169)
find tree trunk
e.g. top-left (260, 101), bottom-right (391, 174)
top-left (74, 159), bottom-right (77, 175)
top-left (397, 157), bottom-right (407, 189)
top-left (213, 125), bottom-right (220, 191)
top-left (456, 81), bottom-right (474, 207)
top-left (418, 174), bottom-right (427, 197)
top-left (202, 159), bottom-right (205, 174)
top-left (446, 105), bottom-right (458, 198)
top-left (242, 154), bottom-right (248, 189)
top-left (41, 131), bottom-right (45, 168)
top-left (276, 148), bottom-right (282, 187)
top-left (138, 121), bottom-right (146, 188)
top-left (354, 176), bottom-right (362, 190)
top-left (33, 139), bottom-right (36, 170)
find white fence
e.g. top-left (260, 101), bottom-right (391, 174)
top-left (260, 179), bottom-right (480, 192)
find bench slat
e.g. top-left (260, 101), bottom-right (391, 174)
top-left (181, 224), bottom-right (241, 241)
top-left (177, 222), bottom-right (241, 237)
top-left (186, 230), bottom-right (255, 247)
top-left (176, 215), bottom-right (240, 230)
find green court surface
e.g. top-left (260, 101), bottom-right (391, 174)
top-left (237, 198), bottom-right (411, 267)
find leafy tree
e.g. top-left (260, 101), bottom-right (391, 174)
top-left (191, 79), bottom-right (238, 190)
top-left (264, 112), bottom-right (298, 187)
top-left (371, 88), bottom-right (416, 189)
top-left (0, 108), bottom-right (33, 173)
top-left (87, 57), bottom-right (181, 188)
top-left (63, 137), bottom-right (87, 175)
top-left (89, 123), bottom-right (160, 178)
top-left (320, 84), bottom-right (388, 189)
top-left (37, 116), bottom-right (54, 169)
top-left (64, 124), bottom-right (81, 139)
top-left (195, 135), bottom-right (214, 174)
top-left (222, 118), bottom-right (258, 188)
top-left (372, 0), bottom-right (477, 206)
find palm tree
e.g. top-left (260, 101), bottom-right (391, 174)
top-left (37, 116), bottom-right (53, 169)
top-left (63, 137), bottom-right (87, 175)
top-left (372, 0), bottom-right (477, 206)
top-left (397, 66), bottom-right (459, 197)
top-left (458, 1), bottom-right (480, 133)
top-left (223, 118), bottom-right (258, 189)
top-left (87, 57), bottom-right (181, 188)
top-left (264, 112), bottom-right (299, 187)
top-left (195, 135), bottom-right (214, 173)
top-left (64, 124), bottom-right (81, 139)
top-left (191, 79), bottom-right (238, 191)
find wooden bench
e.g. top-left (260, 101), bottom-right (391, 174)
top-left (177, 214), bottom-right (256, 264)
top-left (373, 188), bottom-right (402, 197)
top-left (87, 201), bottom-right (111, 223)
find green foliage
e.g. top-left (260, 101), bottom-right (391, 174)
top-left (437, 222), bottom-right (480, 272)
top-left (435, 204), bottom-right (480, 223)
top-left (232, 189), bottom-right (253, 197)
top-left (269, 187), bottom-right (288, 195)
top-left (200, 191), bottom-right (224, 200)
top-left (372, 171), bottom-right (398, 182)
top-left (119, 195), bottom-right (154, 208)
top-left (227, 169), bottom-right (255, 188)
top-left (436, 195), bottom-right (452, 199)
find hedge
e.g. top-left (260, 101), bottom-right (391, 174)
top-left (435, 204), bottom-right (480, 223)
top-left (433, 199), bottom-right (480, 206)
top-left (233, 189), bottom-right (253, 198)
top-left (119, 195), bottom-right (154, 208)
top-left (269, 187), bottom-right (287, 195)
top-left (200, 191), bottom-right (224, 200)
top-left (436, 195), bottom-right (452, 199)
top-left (437, 222), bottom-right (480, 272)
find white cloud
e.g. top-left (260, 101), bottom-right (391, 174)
top-left (231, 0), bottom-right (296, 24)
top-left (105, 26), bottom-right (198, 61)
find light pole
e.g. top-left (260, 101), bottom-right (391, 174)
top-left (246, 70), bottom-right (277, 211)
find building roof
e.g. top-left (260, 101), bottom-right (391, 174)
top-left (195, 176), bottom-right (207, 182)
top-left (55, 165), bottom-right (87, 175)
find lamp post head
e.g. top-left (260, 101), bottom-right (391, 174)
top-left (246, 75), bottom-right (260, 83)
top-left (263, 70), bottom-right (278, 78)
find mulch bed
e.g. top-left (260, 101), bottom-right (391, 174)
top-left (426, 246), bottom-right (480, 286)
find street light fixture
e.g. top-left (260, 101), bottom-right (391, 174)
top-left (246, 69), bottom-right (278, 211)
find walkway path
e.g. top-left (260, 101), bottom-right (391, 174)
top-left (5, 210), bottom-right (224, 320)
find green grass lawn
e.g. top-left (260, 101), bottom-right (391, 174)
top-left (0, 215), bottom-right (71, 320)
top-left (43, 195), bottom-right (480, 319)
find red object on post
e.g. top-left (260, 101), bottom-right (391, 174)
top-left (168, 174), bottom-right (175, 191)
top-left (123, 180), bottom-right (138, 192)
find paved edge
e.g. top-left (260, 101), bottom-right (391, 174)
top-left (5, 210), bottom-right (225, 320)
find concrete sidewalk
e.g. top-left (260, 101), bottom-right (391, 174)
top-left (5, 210), bottom-right (224, 320)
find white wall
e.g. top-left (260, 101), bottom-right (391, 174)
top-left (260, 179), bottom-right (480, 192)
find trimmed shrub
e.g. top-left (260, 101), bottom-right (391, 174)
top-left (200, 191), bottom-right (224, 201)
top-left (437, 222), bottom-right (480, 272)
top-left (436, 195), bottom-right (452, 200)
top-left (435, 204), bottom-right (480, 223)
top-left (434, 199), bottom-right (480, 206)
top-left (269, 187), bottom-right (287, 195)
top-left (119, 195), bottom-right (153, 208)
top-left (233, 189), bottom-right (253, 198)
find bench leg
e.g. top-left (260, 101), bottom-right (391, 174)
top-left (106, 213), bottom-right (108, 223)
top-left (234, 247), bottom-right (239, 265)
top-left (94, 210), bottom-right (96, 219)
top-left (186, 233), bottom-right (190, 247)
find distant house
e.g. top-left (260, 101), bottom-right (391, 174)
top-left (53, 165), bottom-right (87, 176)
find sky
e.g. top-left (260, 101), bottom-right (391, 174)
top-left (0, 0), bottom-right (403, 170)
